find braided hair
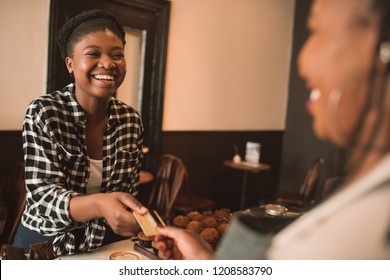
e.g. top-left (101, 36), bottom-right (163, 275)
top-left (371, 0), bottom-right (390, 247)
top-left (56, 9), bottom-right (126, 60)
top-left (341, 0), bottom-right (390, 176)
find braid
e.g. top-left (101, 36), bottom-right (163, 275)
top-left (346, 0), bottom-right (390, 175)
top-left (372, 0), bottom-right (390, 42)
top-left (345, 48), bottom-right (380, 175)
top-left (56, 9), bottom-right (126, 59)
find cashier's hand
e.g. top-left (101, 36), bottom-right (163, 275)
top-left (154, 226), bottom-right (214, 260)
top-left (99, 192), bottom-right (147, 237)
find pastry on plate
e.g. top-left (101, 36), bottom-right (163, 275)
top-left (214, 208), bottom-right (231, 223)
top-left (217, 223), bottom-right (229, 235)
top-left (186, 211), bottom-right (204, 221)
top-left (202, 210), bottom-right (213, 217)
top-left (200, 216), bottom-right (218, 228)
top-left (186, 220), bottom-right (205, 234)
top-left (200, 228), bottom-right (220, 247)
top-left (172, 215), bottom-right (190, 228)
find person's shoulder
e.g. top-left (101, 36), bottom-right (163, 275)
top-left (26, 84), bottom-right (76, 117)
top-left (29, 84), bottom-right (71, 104)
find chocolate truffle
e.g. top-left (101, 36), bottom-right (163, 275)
top-left (186, 220), bottom-right (205, 234)
top-left (200, 216), bottom-right (218, 228)
top-left (200, 228), bottom-right (220, 246)
top-left (172, 215), bottom-right (190, 228)
top-left (186, 211), bottom-right (204, 221)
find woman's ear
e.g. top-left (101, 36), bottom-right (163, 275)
top-left (65, 57), bottom-right (74, 76)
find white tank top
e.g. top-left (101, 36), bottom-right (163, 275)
top-left (86, 158), bottom-right (103, 194)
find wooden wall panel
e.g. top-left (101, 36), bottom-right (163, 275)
top-left (0, 131), bottom-right (23, 180)
top-left (158, 131), bottom-right (284, 211)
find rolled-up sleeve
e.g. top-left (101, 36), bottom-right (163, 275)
top-left (22, 103), bottom-right (81, 235)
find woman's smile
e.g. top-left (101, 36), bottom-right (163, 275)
top-left (91, 72), bottom-right (117, 88)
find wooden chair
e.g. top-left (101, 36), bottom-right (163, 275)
top-left (0, 162), bottom-right (26, 245)
top-left (148, 155), bottom-right (187, 220)
top-left (322, 176), bottom-right (344, 198)
top-left (272, 157), bottom-right (324, 209)
top-left (148, 154), bottom-right (215, 220)
top-left (172, 167), bottom-right (215, 214)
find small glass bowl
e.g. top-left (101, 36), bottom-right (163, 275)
top-left (264, 204), bottom-right (288, 216)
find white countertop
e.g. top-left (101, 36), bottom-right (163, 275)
top-left (57, 239), bottom-right (150, 260)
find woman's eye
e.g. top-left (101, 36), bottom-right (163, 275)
top-left (112, 53), bottom-right (124, 60)
top-left (86, 52), bottom-right (99, 57)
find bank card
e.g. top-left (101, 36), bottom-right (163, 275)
top-left (134, 210), bottom-right (166, 236)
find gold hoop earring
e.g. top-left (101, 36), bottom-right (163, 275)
top-left (379, 41), bottom-right (390, 64)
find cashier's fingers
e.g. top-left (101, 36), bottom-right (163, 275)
top-left (154, 235), bottom-right (174, 250)
top-left (154, 236), bottom-right (177, 260)
top-left (117, 192), bottom-right (148, 214)
top-left (158, 245), bottom-right (174, 260)
top-left (155, 226), bottom-right (214, 260)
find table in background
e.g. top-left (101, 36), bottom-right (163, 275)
top-left (223, 160), bottom-right (271, 210)
top-left (232, 204), bottom-right (302, 234)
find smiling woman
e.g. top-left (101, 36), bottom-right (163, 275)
top-left (13, 9), bottom-right (148, 256)
top-left (47, 0), bottom-right (171, 173)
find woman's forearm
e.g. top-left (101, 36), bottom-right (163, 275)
top-left (69, 193), bottom-right (105, 222)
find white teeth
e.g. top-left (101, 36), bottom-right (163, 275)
top-left (94, 74), bottom-right (114, 81)
top-left (310, 89), bottom-right (321, 101)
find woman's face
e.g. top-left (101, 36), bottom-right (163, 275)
top-left (298, 0), bottom-right (379, 146)
top-left (65, 30), bottom-right (126, 102)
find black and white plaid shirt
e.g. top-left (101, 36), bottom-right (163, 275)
top-left (21, 83), bottom-right (143, 256)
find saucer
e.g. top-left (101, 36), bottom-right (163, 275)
top-left (109, 251), bottom-right (141, 260)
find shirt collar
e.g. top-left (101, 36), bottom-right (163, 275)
top-left (62, 83), bottom-right (86, 125)
top-left (63, 83), bottom-right (123, 127)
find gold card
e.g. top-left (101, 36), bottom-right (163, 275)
top-left (134, 210), bottom-right (165, 236)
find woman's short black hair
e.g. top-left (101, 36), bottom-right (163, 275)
top-left (56, 9), bottom-right (126, 59)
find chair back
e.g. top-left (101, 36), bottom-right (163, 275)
top-left (298, 157), bottom-right (324, 205)
top-left (322, 176), bottom-right (344, 197)
top-left (148, 155), bottom-right (188, 219)
top-left (0, 163), bottom-right (26, 244)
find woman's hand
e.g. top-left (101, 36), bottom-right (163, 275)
top-left (154, 226), bottom-right (214, 260)
top-left (98, 192), bottom-right (147, 236)
top-left (70, 192), bottom-right (147, 237)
